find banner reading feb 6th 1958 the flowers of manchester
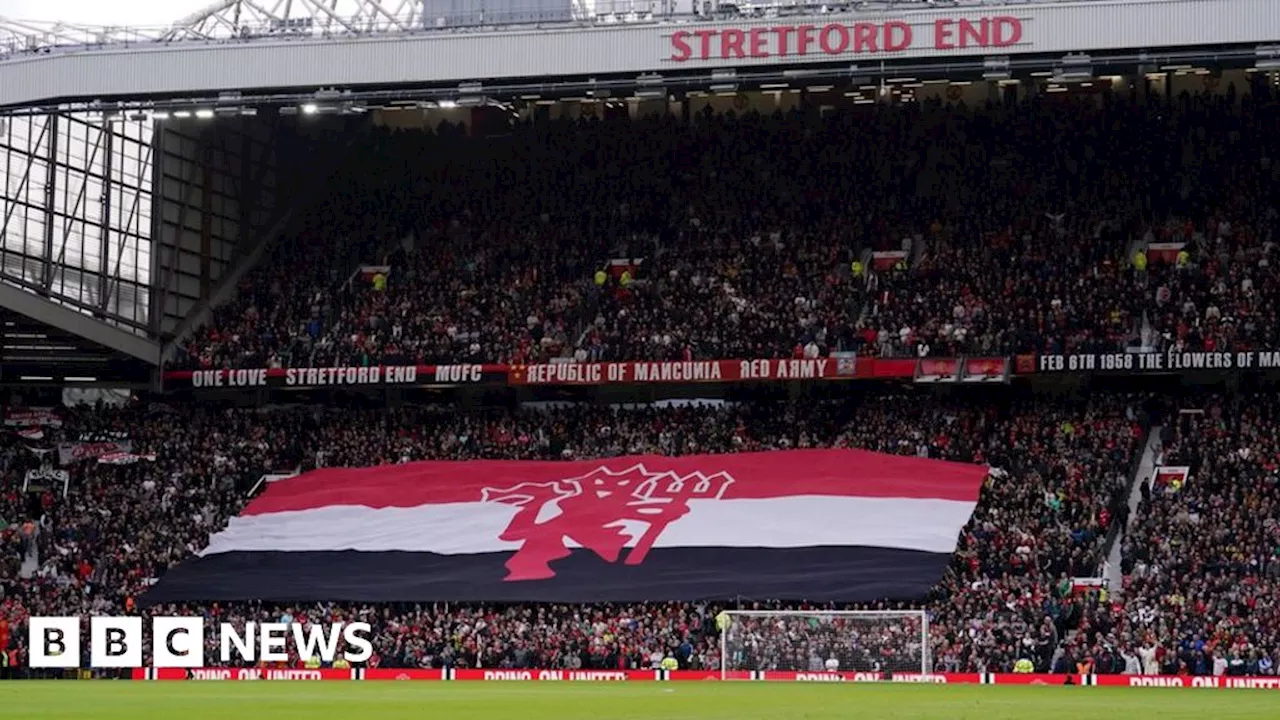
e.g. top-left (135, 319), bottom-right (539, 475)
top-left (1025, 350), bottom-right (1280, 374)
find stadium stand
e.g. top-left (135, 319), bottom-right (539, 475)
top-left (169, 89), bottom-right (1280, 369)
top-left (10, 0), bottom-right (1280, 714)
top-left (4, 81), bottom-right (1280, 686)
top-left (0, 394), bottom-right (1139, 672)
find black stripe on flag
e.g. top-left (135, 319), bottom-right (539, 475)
top-left (144, 547), bottom-right (956, 605)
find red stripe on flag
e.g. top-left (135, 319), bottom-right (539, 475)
top-left (241, 450), bottom-right (986, 515)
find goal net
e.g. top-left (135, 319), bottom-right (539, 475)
top-left (719, 610), bottom-right (929, 679)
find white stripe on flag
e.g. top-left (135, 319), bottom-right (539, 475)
top-left (201, 496), bottom-right (976, 557)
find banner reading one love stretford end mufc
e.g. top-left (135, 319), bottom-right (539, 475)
top-left (143, 450), bottom-right (985, 605)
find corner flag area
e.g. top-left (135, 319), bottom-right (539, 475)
top-left (1, 683), bottom-right (1275, 720)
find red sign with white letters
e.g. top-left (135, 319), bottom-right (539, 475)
top-left (162, 357), bottom-right (922, 390)
top-left (129, 668), bottom-right (1280, 688)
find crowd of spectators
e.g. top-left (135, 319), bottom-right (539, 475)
top-left (0, 392), bottom-right (1140, 673)
top-left (1064, 394), bottom-right (1280, 677)
top-left (172, 86), bottom-right (1280, 370)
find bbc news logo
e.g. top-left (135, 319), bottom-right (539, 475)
top-left (29, 618), bottom-right (373, 668)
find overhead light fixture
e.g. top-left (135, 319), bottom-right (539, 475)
top-left (195, 109), bottom-right (214, 119)
top-left (1254, 45), bottom-right (1280, 71)
top-left (1054, 69), bottom-right (1094, 82)
top-left (301, 103), bottom-right (319, 114)
top-left (983, 56), bottom-right (1011, 81)
top-left (173, 110), bottom-right (192, 118)
top-left (1056, 53), bottom-right (1093, 82)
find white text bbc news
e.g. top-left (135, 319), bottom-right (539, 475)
top-left (27, 617), bottom-right (373, 668)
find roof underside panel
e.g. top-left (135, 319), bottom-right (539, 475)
top-left (149, 115), bottom-right (281, 340)
top-left (0, 280), bottom-right (157, 365)
top-left (0, 304), bottom-right (154, 386)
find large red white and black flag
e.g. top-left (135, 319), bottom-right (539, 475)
top-left (144, 450), bottom-right (985, 604)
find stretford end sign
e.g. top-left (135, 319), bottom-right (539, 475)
top-left (670, 16), bottom-right (1023, 62)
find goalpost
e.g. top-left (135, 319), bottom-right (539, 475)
top-left (719, 610), bottom-right (930, 679)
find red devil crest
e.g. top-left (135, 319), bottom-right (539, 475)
top-left (481, 464), bottom-right (734, 581)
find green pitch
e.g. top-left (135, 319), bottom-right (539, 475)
top-left (1, 681), bottom-right (1275, 719)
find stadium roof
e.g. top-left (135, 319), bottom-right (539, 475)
top-left (0, 0), bottom-right (1096, 53)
